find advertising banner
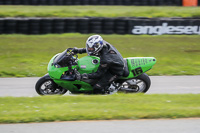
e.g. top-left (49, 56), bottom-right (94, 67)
top-left (0, 17), bottom-right (200, 35)
top-left (130, 19), bottom-right (200, 35)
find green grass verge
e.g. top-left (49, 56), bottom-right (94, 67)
top-left (0, 6), bottom-right (200, 18)
top-left (0, 34), bottom-right (200, 77)
top-left (0, 94), bottom-right (200, 123)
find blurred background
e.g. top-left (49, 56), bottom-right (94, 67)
top-left (0, 0), bottom-right (200, 35)
top-left (0, 0), bottom-right (200, 77)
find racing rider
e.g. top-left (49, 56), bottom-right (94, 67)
top-left (72, 35), bottom-right (125, 94)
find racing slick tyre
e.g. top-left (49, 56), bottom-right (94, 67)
top-left (35, 74), bottom-right (67, 96)
top-left (120, 73), bottom-right (151, 93)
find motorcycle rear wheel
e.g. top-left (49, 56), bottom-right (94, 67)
top-left (120, 73), bottom-right (151, 93)
top-left (35, 74), bottom-right (68, 96)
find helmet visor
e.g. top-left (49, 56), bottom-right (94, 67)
top-left (87, 47), bottom-right (95, 52)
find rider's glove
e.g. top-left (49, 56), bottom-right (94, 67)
top-left (72, 47), bottom-right (78, 54)
top-left (81, 73), bottom-right (89, 80)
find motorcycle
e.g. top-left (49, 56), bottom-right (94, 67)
top-left (35, 48), bottom-right (156, 95)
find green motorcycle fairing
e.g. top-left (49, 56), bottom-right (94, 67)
top-left (121, 57), bottom-right (156, 79)
top-left (77, 56), bottom-right (100, 74)
top-left (48, 55), bottom-right (100, 93)
top-left (47, 54), bottom-right (156, 93)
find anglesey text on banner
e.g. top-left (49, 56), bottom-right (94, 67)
top-left (132, 23), bottom-right (200, 35)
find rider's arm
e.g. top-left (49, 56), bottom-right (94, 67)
top-left (72, 48), bottom-right (86, 54)
top-left (88, 62), bottom-right (109, 79)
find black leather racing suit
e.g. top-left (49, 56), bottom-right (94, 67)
top-left (75, 41), bottom-right (125, 92)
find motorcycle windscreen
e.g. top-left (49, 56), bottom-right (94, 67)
top-left (53, 50), bottom-right (68, 65)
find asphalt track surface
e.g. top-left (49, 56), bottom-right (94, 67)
top-left (0, 76), bottom-right (200, 132)
top-left (0, 76), bottom-right (200, 97)
top-left (1, 119), bottom-right (200, 133)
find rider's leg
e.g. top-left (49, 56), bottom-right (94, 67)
top-left (93, 72), bottom-right (119, 94)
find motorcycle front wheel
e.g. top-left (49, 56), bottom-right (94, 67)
top-left (35, 74), bottom-right (68, 96)
top-left (119, 73), bottom-right (151, 93)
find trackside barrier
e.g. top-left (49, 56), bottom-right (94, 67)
top-left (0, 17), bottom-right (199, 35)
top-left (0, 0), bottom-right (188, 6)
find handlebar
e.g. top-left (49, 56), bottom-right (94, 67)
top-left (66, 48), bottom-right (78, 60)
top-left (67, 48), bottom-right (73, 52)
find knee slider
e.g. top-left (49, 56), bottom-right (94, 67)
top-left (94, 84), bottom-right (102, 90)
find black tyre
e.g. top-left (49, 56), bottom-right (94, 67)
top-left (102, 18), bottom-right (115, 34)
top-left (124, 0), bottom-right (131, 5)
top-left (17, 18), bottom-right (29, 34)
top-left (38, 0), bottom-right (47, 5)
top-left (22, 0), bottom-right (30, 5)
top-left (13, 0), bottom-right (22, 5)
top-left (35, 74), bottom-right (67, 96)
top-left (90, 0), bottom-right (98, 5)
top-left (0, 0), bottom-right (4, 5)
top-left (4, 0), bottom-right (12, 5)
top-left (77, 18), bottom-right (89, 33)
top-left (115, 0), bottom-right (123, 5)
top-left (65, 18), bottom-right (77, 32)
top-left (99, 0), bottom-right (106, 5)
top-left (0, 18), bottom-right (4, 34)
top-left (74, 0), bottom-right (81, 5)
top-left (64, 0), bottom-right (72, 5)
top-left (30, 0), bottom-right (38, 5)
top-left (149, 0), bottom-right (156, 5)
top-left (107, 0), bottom-right (114, 5)
top-left (40, 18), bottom-right (53, 34)
top-left (4, 18), bottom-right (17, 34)
top-left (53, 18), bottom-right (65, 33)
top-left (56, 0), bottom-right (64, 5)
top-left (120, 73), bottom-right (151, 93)
top-left (115, 19), bottom-right (128, 34)
top-left (89, 18), bottom-right (103, 33)
top-left (132, 0), bottom-right (140, 5)
top-left (29, 18), bottom-right (41, 34)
